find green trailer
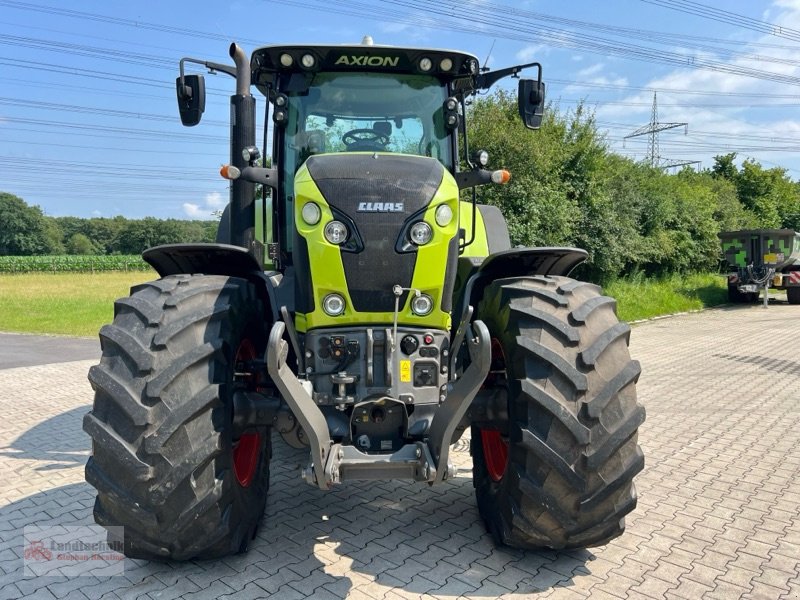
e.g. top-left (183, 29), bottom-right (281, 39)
top-left (720, 229), bottom-right (800, 304)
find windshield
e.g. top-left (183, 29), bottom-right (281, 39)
top-left (277, 71), bottom-right (453, 256)
top-left (282, 71), bottom-right (451, 188)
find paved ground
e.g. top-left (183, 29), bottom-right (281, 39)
top-left (0, 304), bottom-right (798, 599)
top-left (0, 333), bottom-right (99, 369)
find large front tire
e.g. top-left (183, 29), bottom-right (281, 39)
top-left (473, 275), bottom-right (645, 549)
top-left (83, 274), bottom-right (271, 560)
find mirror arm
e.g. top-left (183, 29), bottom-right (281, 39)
top-left (178, 57), bottom-right (237, 98)
top-left (476, 61), bottom-right (541, 90)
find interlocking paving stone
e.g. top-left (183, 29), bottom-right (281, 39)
top-left (0, 303), bottom-right (799, 598)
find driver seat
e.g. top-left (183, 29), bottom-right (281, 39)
top-left (373, 121), bottom-right (392, 137)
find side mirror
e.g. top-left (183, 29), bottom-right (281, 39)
top-left (518, 79), bottom-right (545, 130)
top-left (176, 74), bottom-right (206, 127)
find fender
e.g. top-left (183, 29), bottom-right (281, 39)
top-left (453, 247), bottom-right (588, 346)
top-left (142, 243), bottom-right (284, 322)
top-left (463, 247), bottom-right (588, 315)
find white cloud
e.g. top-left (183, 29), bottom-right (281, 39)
top-left (516, 44), bottom-right (544, 62)
top-left (182, 203), bottom-right (204, 218)
top-left (182, 191), bottom-right (227, 220)
top-left (577, 63), bottom-right (604, 78)
top-left (91, 210), bottom-right (102, 217)
top-left (204, 191), bottom-right (225, 209)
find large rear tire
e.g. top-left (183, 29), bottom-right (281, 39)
top-left (83, 274), bottom-right (271, 560)
top-left (473, 275), bottom-right (645, 549)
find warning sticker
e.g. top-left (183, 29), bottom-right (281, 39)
top-left (400, 360), bottom-right (411, 382)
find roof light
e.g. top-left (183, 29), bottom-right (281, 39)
top-left (301, 53), bottom-right (316, 68)
top-left (440, 58), bottom-right (453, 71)
top-left (280, 53), bottom-right (293, 67)
top-left (419, 57), bottom-right (433, 72)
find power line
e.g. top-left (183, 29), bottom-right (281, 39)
top-left (274, 0), bottom-right (800, 87)
top-left (640, 0), bottom-right (800, 43)
top-left (623, 92), bottom-right (700, 169)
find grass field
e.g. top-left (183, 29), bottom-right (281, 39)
top-left (0, 271), bottom-right (154, 337)
top-left (605, 272), bottom-right (729, 322)
top-left (0, 270), bottom-right (731, 338)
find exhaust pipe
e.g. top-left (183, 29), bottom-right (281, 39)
top-left (227, 43), bottom-right (257, 260)
top-left (229, 43), bottom-right (251, 97)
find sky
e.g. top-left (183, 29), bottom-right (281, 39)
top-left (3, 0), bottom-right (800, 220)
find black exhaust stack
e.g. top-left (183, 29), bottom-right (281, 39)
top-left (228, 43), bottom-right (257, 257)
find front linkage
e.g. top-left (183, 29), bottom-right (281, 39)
top-left (265, 320), bottom-right (490, 488)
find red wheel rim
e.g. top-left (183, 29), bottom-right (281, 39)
top-left (481, 338), bottom-right (509, 482)
top-left (233, 339), bottom-right (260, 487)
top-left (481, 429), bottom-right (509, 482)
top-left (233, 432), bottom-right (261, 487)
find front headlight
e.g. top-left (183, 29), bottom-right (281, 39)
top-left (435, 205), bottom-right (453, 227)
top-left (324, 221), bottom-right (349, 244)
top-left (409, 222), bottom-right (432, 245)
top-left (301, 202), bottom-right (321, 225)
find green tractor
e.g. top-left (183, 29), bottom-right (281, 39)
top-left (83, 38), bottom-right (645, 560)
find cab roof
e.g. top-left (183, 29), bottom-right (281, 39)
top-left (250, 43), bottom-right (481, 95)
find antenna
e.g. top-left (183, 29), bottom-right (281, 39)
top-left (624, 92), bottom-right (700, 170)
top-left (481, 39), bottom-right (496, 73)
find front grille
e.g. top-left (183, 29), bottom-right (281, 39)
top-left (306, 154), bottom-right (443, 313)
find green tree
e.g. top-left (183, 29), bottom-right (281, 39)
top-left (0, 192), bottom-right (58, 255)
top-left (66, 233), bottom-right (96, 255)
top-left (711, 153), bottom-right (738, 181)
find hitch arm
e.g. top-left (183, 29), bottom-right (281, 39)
top-left (427, 320), bottom-right (491, 483)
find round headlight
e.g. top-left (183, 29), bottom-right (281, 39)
top-left (411, 294), bottom-right (433, 316)
top-left (323, 294), bottom-right (345, 316)
top-left (301, 53), bottom-right (316, 68)
top-left (419, 57), bottom-right (433, 72)
top-left (280, 53), bottom-right (294, 67)
top-left (440, 58), bottom-right (453, 71)
top-left (435, 204), bottom-right (453, 227)
top-left (474, 149), bottom-right (489, 166)
top-left (409, 222), bottom-right (432, 245)
top-left (301, 202), bottom-right (321, 225)
top-left (324, 220), bottom-right (348, 244)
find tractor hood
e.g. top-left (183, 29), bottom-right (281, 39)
top-left (293, 153), bottom-right (460, 332)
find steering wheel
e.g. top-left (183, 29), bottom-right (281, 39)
top-left (342, 128), bottom-right (390, 151)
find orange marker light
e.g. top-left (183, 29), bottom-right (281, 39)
top-left (220, 164), bottom-right (241, 180)
top-left (491, 169), bottom-right (511, 184)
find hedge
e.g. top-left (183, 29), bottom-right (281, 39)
top-left (0, 255), bottom-right (150, 273)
